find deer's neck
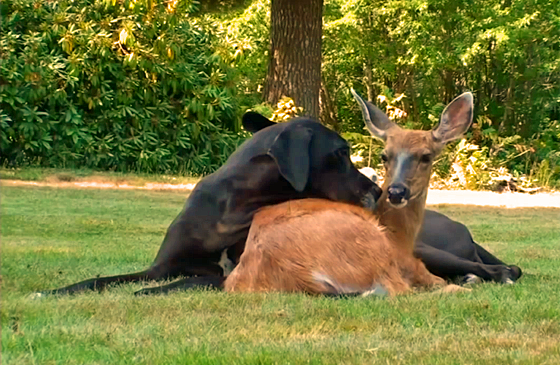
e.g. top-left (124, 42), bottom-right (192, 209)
top-left (376, 187), bottom-right (428, 254)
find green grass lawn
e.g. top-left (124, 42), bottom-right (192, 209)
top-left (1, 185), bottom-right (559, 364)
top-left (0, 167), bottom-right (201, 186)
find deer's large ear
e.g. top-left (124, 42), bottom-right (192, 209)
top-left (242, 111), bottom-right (277, 133)
top-left (267, 125), bottom-right (312, 192)
top-left (432, 92), bottom-right (474, 144)
top-left (351, 88), bottom-right (398, 141)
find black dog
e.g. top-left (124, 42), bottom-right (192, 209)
top-left (416, 210), bottom-right (521, 283)
top-left (243, 114), bottom-right (522, 285)
top-left (37, 112), bottom-right (381, 296)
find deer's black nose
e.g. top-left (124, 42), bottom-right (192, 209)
top-left (387, 184), bottom-right (410, 206)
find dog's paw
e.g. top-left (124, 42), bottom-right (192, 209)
top-left (500, 266), bottom-right (519, 285)
top-left (434, 284), bottom-right (472, 294)
top-left (508, 265), bottom-right (522, 280)
top-left (461, 273), bottom-right (482, 286)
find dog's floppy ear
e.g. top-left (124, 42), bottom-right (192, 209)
top-left (242, 111), bottom-right (277, 133)
top-left (267, 125), bottom-right (313, 192)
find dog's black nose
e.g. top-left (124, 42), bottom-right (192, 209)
top-left (387, 184), bottom-right (410, 205)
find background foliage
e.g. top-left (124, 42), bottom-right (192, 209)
top-left (1, 0), bottom-right (246, 175)
top-left (321, 0), bottom-right (560, 189)
top-left (2, 0), bottom-right (559, 187)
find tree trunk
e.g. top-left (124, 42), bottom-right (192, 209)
top-left (407, 70), bottom-right (420, 127)
top-left (319, 77), bottom-right (339, 131)
top-left (363, 60), bottom-right (376, 102)
top-left (264, 0), bottom-right (323, 119)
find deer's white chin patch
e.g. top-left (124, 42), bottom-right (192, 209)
top-left (388, 198), bottom-right (408, 209)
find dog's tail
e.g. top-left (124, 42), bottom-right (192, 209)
top-left (134, 275), bottom-right (226, 296)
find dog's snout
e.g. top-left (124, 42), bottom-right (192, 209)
top-left (387, 184), bottom-right (410, 206)
top-left (371, 183), bottom-right (383, 201)
top-left (361, 188), bottom-right (381, 211)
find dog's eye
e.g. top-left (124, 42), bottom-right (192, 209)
top-left (420, 153), bottom-right (432, 163)
top-left (381, 153), bottom-right (388, 163)
top-left (338, 149), bottom-right (349, 158)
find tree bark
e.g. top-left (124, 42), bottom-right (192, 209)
top-left (363, 59), bottom-right (376, 102)
top-left (264, 0), bottom-right (323, 119)
top-left (319, 77), bottom-right (339, 131)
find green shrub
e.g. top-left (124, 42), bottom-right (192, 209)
top-left (320, 0), bottom-right (560, 189)
top-left (0, 0), bottom-right (247, 175)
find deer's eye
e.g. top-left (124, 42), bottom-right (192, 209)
top-left (420, 153), bottom-right (432, 163)
top-left (381, 153), bottom-right (389, 163)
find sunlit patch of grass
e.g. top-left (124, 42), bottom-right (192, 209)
top-left (2, 186), bottom-right (559, 364)
top-left (0, 166), bottom-right (201, 187)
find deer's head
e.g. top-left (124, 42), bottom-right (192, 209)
top-left (351, 89), bottom-right (474, 208)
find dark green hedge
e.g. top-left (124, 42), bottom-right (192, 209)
top-left (0, 0), bottom-right (246, 175)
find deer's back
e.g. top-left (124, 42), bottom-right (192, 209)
top-left (224, 199), bottom-right (410, 294)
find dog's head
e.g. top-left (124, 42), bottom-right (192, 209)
top-left (242, 112), bottom-right (381, 208)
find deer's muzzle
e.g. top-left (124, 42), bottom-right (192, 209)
top-left (387, 183), bottom-right (410, 208)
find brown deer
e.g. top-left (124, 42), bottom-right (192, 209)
top-left (224, 90), bottom-right (474, 296)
